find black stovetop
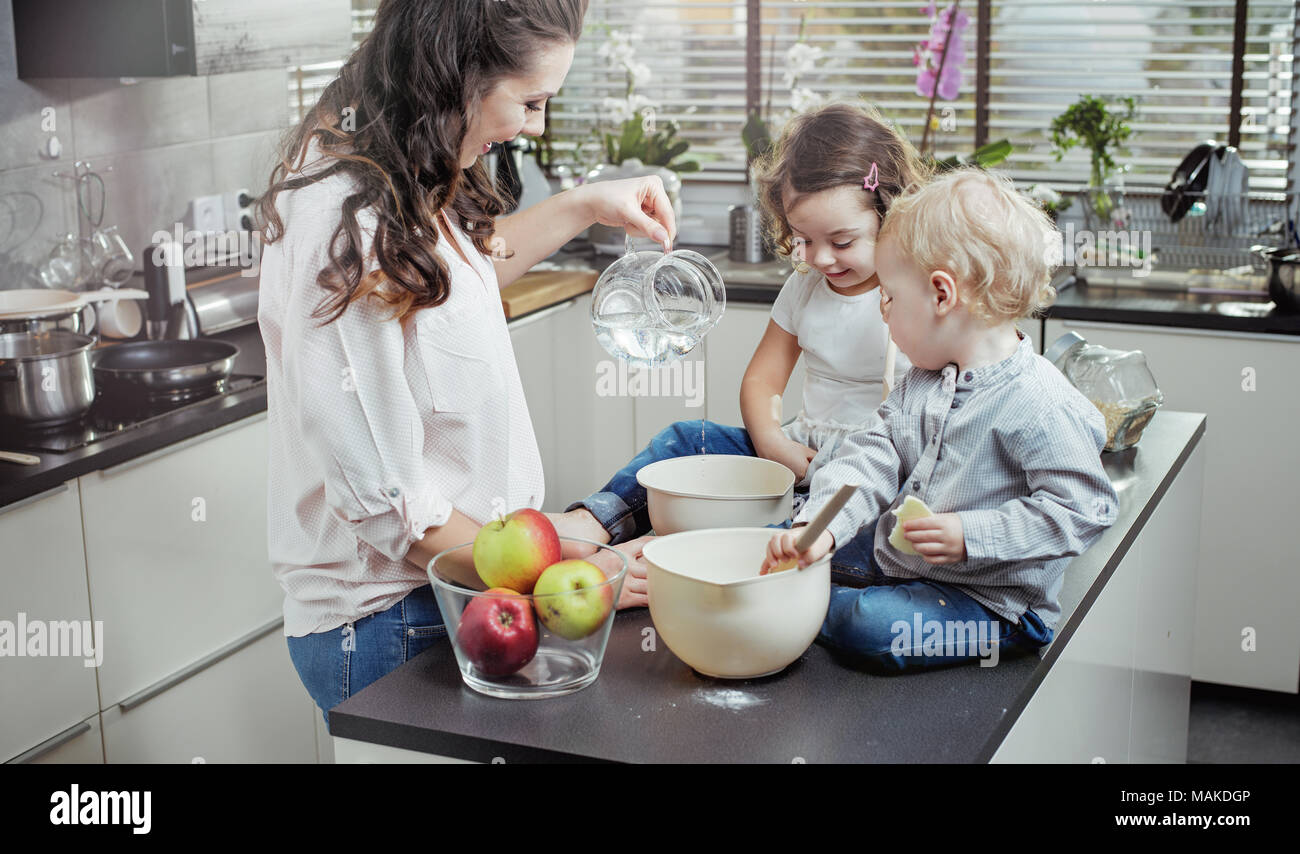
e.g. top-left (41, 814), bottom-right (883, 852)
top-left (0, 375), bottom-right (264, 454)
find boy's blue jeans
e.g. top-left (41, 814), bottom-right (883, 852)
top-left (568, 419), bottom-right (1054, 672)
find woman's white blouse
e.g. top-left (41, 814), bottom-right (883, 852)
top-left (259, 171), bottom-right (545, 637)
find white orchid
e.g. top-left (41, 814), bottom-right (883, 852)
top-left (790, 87), bottom-right (823, 115)
top-left (627, 61), bottom-right (652, 89)
top-left (783, 42), bottom-right (824, 89)
top-left (600, 93), bottom-right (656, 126)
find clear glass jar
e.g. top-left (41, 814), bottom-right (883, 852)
top-left (1046, 331), bottom-right (1164, 452)
top-left (590, 234), bottom-right (725, 368)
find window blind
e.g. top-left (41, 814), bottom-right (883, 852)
top-left (985, 0), bottom-right (1296, 192)
top-left (753, 1), bottom-right (980, 165)
top-left (548, 1), bottom-right (750, 181)
top-left (292, 1), bottom-right (1297, 189)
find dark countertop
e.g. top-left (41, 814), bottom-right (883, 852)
top-left (1044, 277), bottom-right (1300, 336)
top-left (0, 323), bottom-right (269, 511)
top-left (329, 410), bottom-right (1207, 764)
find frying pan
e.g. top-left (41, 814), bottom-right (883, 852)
top-left (1161, 142), bottom-right (1217, 223)
top-left (93, 339), bottom-right (238, 397)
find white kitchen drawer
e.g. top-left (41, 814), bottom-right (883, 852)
top-left (1045, 318), bottom-right (1300, 693)
top-left (0, 480), bottom-right (102, 763)
top-left (100, 623), bottom-right (317, 763)
top-left (79, 414), bottom-right (283, 708)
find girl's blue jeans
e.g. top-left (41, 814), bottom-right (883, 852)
top-left (567, 418), bottom-right (1054, 672)
top-left (286, 584), bottom-right (445, 730)
top-left (566, 419), bottom-right (759, 545)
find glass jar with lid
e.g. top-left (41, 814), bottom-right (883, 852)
top-left (1046, 331), bottom-right (1164, 452)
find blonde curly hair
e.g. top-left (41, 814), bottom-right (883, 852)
top-left (878, 168), bottom-right (1060, 324)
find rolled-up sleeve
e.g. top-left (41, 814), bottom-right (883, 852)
top-left (957, 402), bottom-right (1119, 563)
top-left (285, 250), bottom-right (452, 564)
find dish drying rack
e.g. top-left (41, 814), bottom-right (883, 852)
top-left (1066, 189), bottom-right (1299, 289)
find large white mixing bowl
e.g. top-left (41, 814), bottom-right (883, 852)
top-left (636, 455), bottom-right (794, 534)
top-left (642, 527), bottom-right (831, 679)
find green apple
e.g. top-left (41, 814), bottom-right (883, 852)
top-left (532, 559), bottom-right (615, 640)
top-left (472, 508), bottom-right (561, 594)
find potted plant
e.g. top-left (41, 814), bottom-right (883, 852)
top-left (1049, 94), bottom-right (1137, 221)
top-left (580, 29), bottom-right (699, 253)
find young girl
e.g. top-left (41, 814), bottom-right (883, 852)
top-left (562, 102), bottom-right (928, 545)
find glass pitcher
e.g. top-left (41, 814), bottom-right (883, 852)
top-left (590, 234), bottom-right (725, 368)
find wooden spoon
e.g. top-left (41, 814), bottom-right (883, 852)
top-left (0, 451), bottom-right (41, 466)
top-left (764, 483), bottom-right (858, 574)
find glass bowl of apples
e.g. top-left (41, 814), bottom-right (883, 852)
top-left (427, 512), bottom-right (627, 700)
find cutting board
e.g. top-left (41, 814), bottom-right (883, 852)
top-left (499, 270), bottom-right (598, 319)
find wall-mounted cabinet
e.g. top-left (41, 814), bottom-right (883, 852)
top-left (12, 0), bottom-right (351, 78)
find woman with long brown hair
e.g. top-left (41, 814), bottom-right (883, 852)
top-left (258, 0), bottom-right (673, 722)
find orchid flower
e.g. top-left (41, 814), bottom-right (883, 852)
top-left (915, 3), bottom-right (969, 101)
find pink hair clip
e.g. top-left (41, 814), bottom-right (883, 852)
top-left (863, 162), bottom-right (880, 192)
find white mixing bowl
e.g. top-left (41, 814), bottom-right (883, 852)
top-left (642, 527), bottom-right (831, 679)
top-left (636, 455), bottom-right (794, 534)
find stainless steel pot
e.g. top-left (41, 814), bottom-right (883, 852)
top-left (0, 303), bottom-right (95, 337)
top-left (0, 331), bottom-right (97, 425)
top-left (1251, 245), bottom-right (1299, 314)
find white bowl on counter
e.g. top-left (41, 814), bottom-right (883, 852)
top-left (636, 454), bottom-right (794, 534)
top-left (642, 527), bottom-right (831, 679)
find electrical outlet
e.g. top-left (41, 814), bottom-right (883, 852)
top-left (184, 194), bottom-right (225, 233)
top-left (222, 188), bottom-right (253, 232)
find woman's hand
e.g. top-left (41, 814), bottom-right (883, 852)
top-left (760, 528), bottom-right (834, 575)
top-left (582, 534), bottom-right (652, 610)
top-left (576, 176), bottom-right (678, 253)
top-left (899, 513), bottom-right (968, 564)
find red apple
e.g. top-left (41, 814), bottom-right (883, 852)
top-left (532, 560), bottom-right (615, 640)
top-left (472, 508), bottom-right (561, 594)
top-left (456, 588), bottom-right (539, 677)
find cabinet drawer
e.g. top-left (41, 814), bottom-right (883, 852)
top-left (79, 414), bottom-right (282, 708)
top-left (0, 481), bottom-right (101, 762)
top-left (100, 627), bottom-right (317, 763)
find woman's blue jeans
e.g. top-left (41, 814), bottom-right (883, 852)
top-left (286, 584), bottom-right (446, 730)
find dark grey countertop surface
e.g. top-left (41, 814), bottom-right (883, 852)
top-left (329, 410), bottom-right (1206, 764)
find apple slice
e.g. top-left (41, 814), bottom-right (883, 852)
top-left (887, 495), bottom-right (934, 555)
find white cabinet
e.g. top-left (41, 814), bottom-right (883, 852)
top-left (550, 295), bottom-right (637, 507)
top-left (0, 481), bottom-right (102, 763)
top-left (1044, 318), bottom-right (1300, 693)
top-left (509, 305), bottom-right (560, 512)
top-left (100, 627), bottom-right (318, 763)
top-left (993, 440), bottom-right (1206, 763)
top-left (703, 304), bottom-right (805, 434)
top-left (78, 414), bottom-right (285, 708)
top-left (511, 296), bottom-right (637, 512)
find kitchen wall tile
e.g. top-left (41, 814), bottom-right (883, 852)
top-left (211, 130), bottom-right (285, 200)
top-left (0, 77), bottom-right (71, 172)
top-left (0, 160), bottom-right (76, 285)
top-left (93, 143), bottom-right (216, 260)
top-left (208, 69), bottom-right (292, 138)
top-left (0, 0), bottom-right (16, 79)
top-left (68, 76), bottom-right (211, 160)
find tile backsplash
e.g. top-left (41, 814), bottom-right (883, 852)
top-left (0, 0), bottom-right (322, 285)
